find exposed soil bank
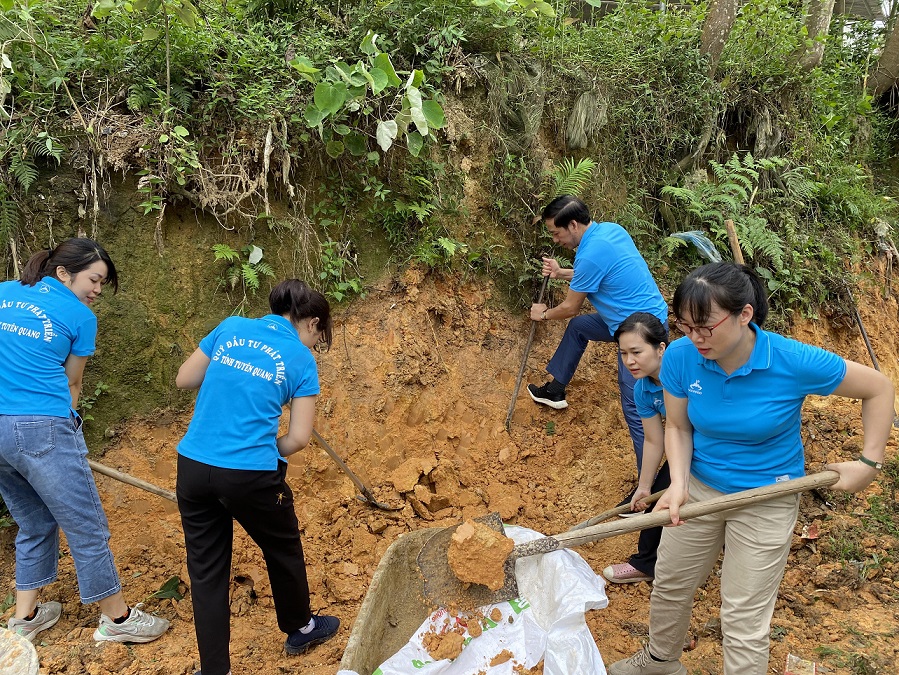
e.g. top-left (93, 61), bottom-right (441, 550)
top-left (2, 271), bottom-right (898, 674)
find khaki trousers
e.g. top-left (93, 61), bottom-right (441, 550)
top-left (648, 476), bottom-right (799, 675)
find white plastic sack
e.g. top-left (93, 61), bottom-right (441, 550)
top-left (338, 525), bottom-right (608, 675)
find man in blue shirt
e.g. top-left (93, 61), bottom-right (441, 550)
top-left (529, 195), bottom-right (668, 473)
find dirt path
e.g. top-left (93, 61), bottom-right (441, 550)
top-left (2, 271), bottom-right (898, 674)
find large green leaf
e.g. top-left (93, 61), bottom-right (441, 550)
top-left (288, 56), bottom-right (321, 84)
top-left (369, 68), bottom-right (389, 95)
top-left (91, 0), bottom-right (116, 18)
top-left (407, 131), bottom-right (424, 157)
top-left (360, 30), bottom-right (378, 56)
top-left (373, 53), bottom-right (401, 88)
top-left (326, 140), bottom-right (345, 158)
top-left (313, 82), bottom-right (347, 117)
top-left (421, 100), bottom-right (445, 129)
top-left (345, 132), bottom-right (367, 156)
top-left (303, 104), bottom-right (326, 127)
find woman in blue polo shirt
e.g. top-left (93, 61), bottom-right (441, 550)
top-left (0, 239), bottom-right (169, 645)
top-left (609, 262), bottom-right (894, 675)
top-left (602, 312), bottom-right (670, 585)
top-left (175, 279), bottom-right (339, 675)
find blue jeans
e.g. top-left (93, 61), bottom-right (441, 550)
top-left (547, 313), bottom-right (667, 473)
top-left (0, 414), bottom-right (121, 603)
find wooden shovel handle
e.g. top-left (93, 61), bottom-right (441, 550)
top-left (725, 219), bottom-right (745, 265)
top-left (512, 471), bottom-right (839, 559)
top-left (88, 459), bottom-right (177, 503)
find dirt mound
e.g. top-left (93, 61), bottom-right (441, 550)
top-left (2, 272), bottom-right (898, 674)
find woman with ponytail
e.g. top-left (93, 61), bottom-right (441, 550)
top-left (610, 262), bottom-right (894, 675)
top-left (0, 239), bottom-right (169, 645)
top-left (175, 279), bottom-right (340, 675)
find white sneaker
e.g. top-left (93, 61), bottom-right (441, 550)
top-left (93, 603), bottom-right (169, 643)
top-left (7, 601), bottom-right (62, 642)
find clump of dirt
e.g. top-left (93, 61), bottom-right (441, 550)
top-left (448, 520), bottom-right (514, 591)
top-left (489, 648), bottom-right (514, 666)
top-left (422, 627), bottom-right (466, 661)
top-left (2, 270), bottom-right (898, 675)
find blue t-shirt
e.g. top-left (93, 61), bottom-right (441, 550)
top-left (635, 377), bottom-right (666, 419)
top-left (660, 325), bottom-right (846, 493)
top-left (0, 277), bottom-right (96, 417)
top-left (570, 222), bottom-right (668, 334)
top-left (177, 314), bottom-right (320, 470)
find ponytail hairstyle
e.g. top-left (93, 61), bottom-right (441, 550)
top-left (614, 311), bottom-right (669, 349)
top-left (542, 195), bottom-right (591, 229)
top-left (20, 238), bottom-right (119, 292)
top-left (269, 279), bottom-right (332, 351)
top-left (672, 262), bottom-right (767, 328)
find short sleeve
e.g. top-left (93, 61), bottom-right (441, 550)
top-left (570, 258), bottom-right (606, 295)
top-left (792, 342), bottom-right (847, 396)
top-left (70, 314), bottom-right (97, 356)
top-left (290, 351), bottom-right (320, 399)
top-left (660, 340), bottom-right (690, 398)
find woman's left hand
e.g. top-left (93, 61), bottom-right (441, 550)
top-left (825, 460), bottom-right (882, 493)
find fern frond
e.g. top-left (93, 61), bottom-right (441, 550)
top-left (212, 243), bottom-right (240, 262)
top-left (10, 155), bottom-right (38, 192)
top-left (552, 157), bottom-right (596, 197)
top-left (241, 263), bottom-right (260, 291)
top-left (255, 261), bottom-right (275, 277)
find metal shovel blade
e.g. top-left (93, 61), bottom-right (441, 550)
top-left (417, 512), bottom-right (520, 608)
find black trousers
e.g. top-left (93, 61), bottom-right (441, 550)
top-left (177, 454), bottom-right (313, 675)
top-left (629, 461), bottom-right (671, 576)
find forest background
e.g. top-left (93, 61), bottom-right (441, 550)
top-left (3, 3), bottom-right (899, 669)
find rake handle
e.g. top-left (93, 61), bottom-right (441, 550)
top-left (512, 471), bottom-right (840, 559)
top-left (88, 459), bottom-right (177, 503)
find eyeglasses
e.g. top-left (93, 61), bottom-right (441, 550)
top-left (674, 314), bottom-right (731, 338)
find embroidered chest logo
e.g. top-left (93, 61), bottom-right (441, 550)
top-left (688, 379), bottom-right (703, 395)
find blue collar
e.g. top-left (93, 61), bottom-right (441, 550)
top-left (261, 314), bottom-right (300, 341)
top-left (696, 322), bottom-right (771, 377)
top-left (41, 275), bottom-right (79, 300)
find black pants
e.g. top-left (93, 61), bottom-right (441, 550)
top-left (177, 454), bottom-right (312, 675)
top-left (629, 461), bottom-right (671, 576)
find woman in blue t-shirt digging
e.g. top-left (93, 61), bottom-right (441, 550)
top-left (0, 239), bottom-right (170, 645)
top-left (602, 312), bottom-right (670, 585)
top-left (175, 279), bottom-right (339, 675)
top-left (609, 262), bottom-right (894, 675)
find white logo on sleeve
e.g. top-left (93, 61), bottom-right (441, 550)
top-left (688, 379), bottom-right (703, 395)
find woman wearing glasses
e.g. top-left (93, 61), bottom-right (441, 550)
top-left (609, 262), bottom-right (893, 675)
top-left (175, 279), bottom-right (339, 675)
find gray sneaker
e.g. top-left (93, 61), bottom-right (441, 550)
top-left (7, 601), bottom-right (62, 643)
top-left (608, 646), bottom-right (687, 675)
top-left (93, 603), bottom-right (169, 643)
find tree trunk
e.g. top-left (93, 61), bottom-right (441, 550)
top-left (700, 0), bottom-right (740, 77)
top-left (870, 19), bottom-right (899, 99)
top-left (796, 0), bottom-right (837, 71)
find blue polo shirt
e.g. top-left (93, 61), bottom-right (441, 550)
top-left (570, 222), bottom-right (668, 334)
top-left (660, 325), bottom-right (846, 493)
top-left (177, 314), bottom-right (320, 470)
top-left (635, 377), bottom-right (665, 419)
top-left (0, 277), bottom-right (96, 417)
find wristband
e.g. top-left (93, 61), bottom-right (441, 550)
top-left (541, 309), bottom-right (547, 321)
top-left (858, 455), bottom-right (883, 471)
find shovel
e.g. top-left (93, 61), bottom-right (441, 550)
top-left (311, 429), bottom-right (403, 511)
top-left (418, 470), bottom-right (839, 607)
top-left (505, 273), bottom-right (550, 432)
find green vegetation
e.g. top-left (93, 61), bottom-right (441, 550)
top-left (0, 0), bottom-right (897, 322)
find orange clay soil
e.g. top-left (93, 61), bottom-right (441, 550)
top-left (2, 270), bottom-right (899, 674)
top-left (448, 520), bottom-right (515, 591)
